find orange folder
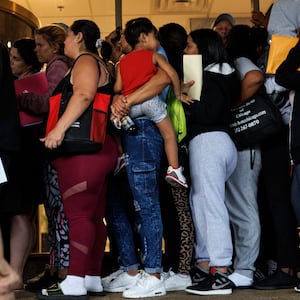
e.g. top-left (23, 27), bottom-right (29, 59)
top-left (266, 35), bottom-right (299, 74)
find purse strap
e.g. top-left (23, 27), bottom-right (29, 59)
top-left (70, 53), bottom-right (101, 78)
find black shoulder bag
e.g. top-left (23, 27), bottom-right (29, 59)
top-left (229, 92), bottom-right (283, 149)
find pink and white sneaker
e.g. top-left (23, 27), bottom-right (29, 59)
top-left (165, 166), bottom-right (188, 188)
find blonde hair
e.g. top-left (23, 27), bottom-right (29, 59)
top-left (35, 25), bottom-right (66, 55)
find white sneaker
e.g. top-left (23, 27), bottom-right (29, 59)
top-left (84, 275), bottom-right (104, 296)
top-left (103, 270), bottom-right (140, 292)
top-left (165, 166), bottom-right (188, 188)
top-left (102, 269), bottom-right (124, 290)
top-left (160, 270), bottom-right (171, 281)
top-left (164, 271), bottom-right (192, 291)
top-left (228, 272), bottom-right (253, 287)
top-left (122, 271), bottom-right (166, 298)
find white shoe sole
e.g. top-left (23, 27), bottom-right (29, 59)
top-left (123, 287), bottom-right (166, 298)
top-left (185, 287), bottom-right (232, 295)
top-left (104, 287), bottom-right (125, 292)
top-left (165, 176), bottom-right (188, 188)
top-left (166, 286), bottom-right (188, 291)
top-left (104, 284), bottom-right (135, 293)
top-left (165, 283), bottom-right (191, 291)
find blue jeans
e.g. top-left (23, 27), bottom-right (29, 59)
top-left (123, 118), bottom-right (164, 274)
top-left (106, 173), bottom-right (140, 271)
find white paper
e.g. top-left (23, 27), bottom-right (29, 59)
top-left (0, 158), bottom-right (7, 184)
top-left (183, 54), bottom-right (203, 101)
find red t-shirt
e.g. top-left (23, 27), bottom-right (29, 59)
top-left (120, 49), bottom-right (157, 96)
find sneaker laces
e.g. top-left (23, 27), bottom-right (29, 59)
top-left (161, 268), bottom-right (175, 281)
top-left (135, 271), bottom-right (160, 287)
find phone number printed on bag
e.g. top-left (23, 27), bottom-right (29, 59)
top-left (229, 94), bottom-right (283, 149)
top-left (230, 109), bottom-right (266, 133)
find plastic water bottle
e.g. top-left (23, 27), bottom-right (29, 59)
top-left (120, 115), bottom-right (137, 135)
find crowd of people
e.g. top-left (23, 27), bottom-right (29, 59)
top-left (1, 0), bottom-right (300, 299)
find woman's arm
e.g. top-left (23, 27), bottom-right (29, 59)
top-left (111, 68), bottom-right (171, 119)
top-left (114, 63), bottom-right (122, 94)
top-left (240, 70), bottom-right (265, 103)
top-left (18, 58), bottom-right (68, 115)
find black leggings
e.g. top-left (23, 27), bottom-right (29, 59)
top-left (259, 127), bottom-right (300, 268)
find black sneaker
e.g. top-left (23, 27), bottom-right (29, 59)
top-left (252, 269), bottom-right (299, 290)
top-left (190, 266), bottom-right (210, 284)
top-left (185, 269), bottom-right (232, 295)
top-left (254, 268), bottom-right (266, 282)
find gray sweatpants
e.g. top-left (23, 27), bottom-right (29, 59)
top-left (189, 131), bottom-right (237, 267)
top-left (225, 147), bottom-right (262, 279)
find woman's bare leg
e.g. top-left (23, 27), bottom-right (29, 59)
top-left (10, 213), bottom-right (34, 288)
top-left (0, 229), bottom-right (21, 298)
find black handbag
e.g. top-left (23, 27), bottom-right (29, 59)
top-left (229, 93), bottom-right (283, 149)
top-left (46, 55), bottom-right (111, 155)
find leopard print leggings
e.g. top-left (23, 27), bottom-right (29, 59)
top-left (170, 185), bottom-right (194, 274)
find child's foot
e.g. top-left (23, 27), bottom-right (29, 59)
top-left (114, 154), bottom-right (126, 176)
top-left (165, 166), bottom-right (188, 188)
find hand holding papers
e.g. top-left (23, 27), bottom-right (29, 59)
top-left (183, 54), bottom-right (203, 101)
top-left (14, 72), bottom-right (48, 127)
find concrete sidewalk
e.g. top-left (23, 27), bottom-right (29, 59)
top-left (19, 253), bottom-right (300, 299)
top-left (15, 288), bottom-right (300, 300)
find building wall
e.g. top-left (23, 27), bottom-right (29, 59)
top-left (12, 0), bottom-right (274, 38)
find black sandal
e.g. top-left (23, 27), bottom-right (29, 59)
top-left (37, 282), bottom-right (89, 300)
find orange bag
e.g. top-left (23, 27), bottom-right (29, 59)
top-left (46, 90), bottom-right (111, 154)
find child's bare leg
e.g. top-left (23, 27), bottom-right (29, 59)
top-left (156, 116), bottom-right (179, 168)
top-left (157, 116), bottom-right (188, 188)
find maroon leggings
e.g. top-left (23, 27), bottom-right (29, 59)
top-left (52, 135), bottom-right (117, 277)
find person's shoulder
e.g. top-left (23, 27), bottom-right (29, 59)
top-left (48, 55), bottom-right (69, 69)
top-left (72, 53), bottom-right (101, 70)
top-left (234, 57), bottom-right (254, 67)
top-left (157, 45), bottom-right (167, 57)
top-left (234, 57), bottom-right (261, 75)
top-left (77, 53), bottom-right (100, 62)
